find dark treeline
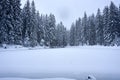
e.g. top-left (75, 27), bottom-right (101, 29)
top-left (0, 0), bottom-right (68, 48)
top-left (70, 2), bottom-right (120, 46)
top-left (0, 0), bottom-right (120, 48)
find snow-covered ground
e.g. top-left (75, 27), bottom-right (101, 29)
top-left (0, 46), bottom-right (120, 80)
top-left (0, 78), bottom-right (76, 80)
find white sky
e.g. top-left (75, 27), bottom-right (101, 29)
top-left (21, 0), bottom-right (120, 29)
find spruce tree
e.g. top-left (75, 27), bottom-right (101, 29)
top-left (95, 9), bottom-right (104, 45)
top-left (48, 14), bottom-right (56, 48)
top-left (108, 2), bottom-right (119, 45)
top-left (70, 23), bottom-right (76, 46)
top-left (0, 0), bottom-right (14, 44)
top-left (56, 22), bottom-right (67, 47)
top-left (88, 14), bottom-right (96, 45)
top-left (44, 15), bottom-right (50, 46)
top-left (63, 27), bottom-right (68, 47)
top-left (74, 18), bottom-right (82, 46)
top-left (56, 22), bottom-right (61, 47)
top-left (29, 0), bottom-right (37, 47)
top-left (82, 12), bottom-right (88, 45)
top-left (36, 12), bottom-right (44, 46)
top-left (103, 6), bottom-right (110, 46)
top-left (118, 5), bottom-right (120, 37)
top-left (21, 0), bottom-right (31, 46)
top-left (11, 0), bottom-right (22, 45)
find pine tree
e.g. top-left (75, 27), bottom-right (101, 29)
top-left (108, 1), bottom-right (119, 45)
top-left (117, 5), bottom-right (120, 37)
top-left (48, 14), bottom-right (56, 48)
top-left (70, 23), bottom-right (76, 46)
top-left (56, 22), bottom-right (67, 47)
top-left (82, 12), bottom-right (88, 45)
top-left (88, 14), bottom-right (96, 45)
top-left (69, 18), bottom-right (83, 46)
top-left (103, 6), bottom-right (110, 46)
top-left (63, 27), bottom-right (68, 47)
top-left (21, 0), bottom-right (31, 46)
top-left (11, 0), bottom-right (22, 45)
top-left (56, 23), bottom-right (61, 47)
top-left (44, 15), bottom-right (49, 46)
top-left (95, 9), bottom-right (104, 45)
top-left (0, 0), bottom-right (7, 44)
top-left (29, 0), bottom-right (37, 47)
top-left (36, 12), bottom-right (44, 46)
top-left (74, 18), bottom-right (82, 46)
top-left (115, 5), bottom-right (120, 46)
top-left (0, 0), bottom-right (14, 44)
top-left (66, 30), bottom-right (70, 46)
top-left (43, 14), bottom-right (56, 47)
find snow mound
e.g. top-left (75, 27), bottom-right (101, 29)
top-left (87, 75), bottom-right (96, 80)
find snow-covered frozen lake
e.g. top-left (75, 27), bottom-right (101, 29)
top-left (0, 46), bottom-right (120, 80)
top-left (0, 78), bottom-right (76, 80)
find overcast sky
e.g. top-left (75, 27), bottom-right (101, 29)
top-left (21, 0), bottom-right (120, 29)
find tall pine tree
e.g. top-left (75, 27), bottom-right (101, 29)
top-left (70, 23), bottom-right (76, 46)
top-left (95, 9), bottom-right (104, 45)
top-left (88, 14), bottom-right (96, 45)
top-left (82, 12), bottom-right (88, 45)
top-left (103, 6), bottom-right (110, 46)
top-left (108, 1), bottom-right (119, 45)
top-left (21, 0), bottom-right (31, 46)
top-left (29, 0), bottom-right (37, 47)
top-left (11, 0), bottom-right (22, 45)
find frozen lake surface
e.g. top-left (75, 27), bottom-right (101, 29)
top-left (0, 46), bottom-right (120, 80)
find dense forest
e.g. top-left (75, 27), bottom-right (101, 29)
top-left (0, 0), bottom-right (120, 48)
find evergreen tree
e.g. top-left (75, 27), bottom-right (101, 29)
top-left (56, 23), bottom-right (61, 47)
top-left (44, 14), bottom-right (56, 48)
top-left (21, 0), bottom-right (31, 46)
top-left (63, 27), bottom-right (68, 47)
top-left (82, 12), bottom-right (88, 45)
top-left (29, 0), bottom-right (37, 47)
top-left (70, 23), bottom-right (76, 46)
top-left (44, 15), bottom-right (49, 46)
top-left (118, 5), bottom-right (120, 37)
top-left (74, 18), bottom-right (82, 46)
top-left (0, 0), bottom-right (14, 44)
top-left (66, 30), bottom-right (70, 46)
top-left (36, 12), bottom-right (44, 46)
top-left (48, 14), bottom-right (56, 48)
top-left (88, 14), bottom-right (96, 45)
top-left (103, 6), bottom-right (110, 46)
top-left (108, 1), bottom-right (119, 45)
top-left (0, 0), bottom-right (7, 44)
top-left (115, 5), bottom-right (120, 46)
top-left (95, 9), bottom-right (104, 45)
top-left (56, 22), bottom-right (67, 47)
top-left (11, 0), bottom-right (22, 45)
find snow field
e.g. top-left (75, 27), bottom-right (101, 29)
top-left (0, 46), bottom-right (120, 80)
